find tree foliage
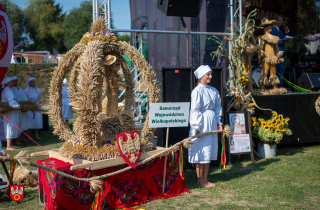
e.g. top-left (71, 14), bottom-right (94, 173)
top-left (63, 1), bottom-right (92, 50)
top-left (24, 0), bottom-right (66, 53)
top-left (286, 0), bottom-right (320, 59)
top-left (0, 0), bottom-right (27, 46)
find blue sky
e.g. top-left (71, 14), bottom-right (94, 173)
top-left (10, 0), bottom-right (131, 30)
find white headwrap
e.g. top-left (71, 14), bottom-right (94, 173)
top-left (63, 78), bottom-right (67, 86)
top-left (194, 65), bottom-right (212, 79)
top-left (11, 76), bottom-right (18, 80)
top-left (1, 77), bottom-right (13, 88)
top-left (26, 77), bottom-right (35, 87)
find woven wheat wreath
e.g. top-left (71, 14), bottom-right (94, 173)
top-left (49, 17), bottom-right (161, 161)
top-left (316, 96), bottom-right (320, 116)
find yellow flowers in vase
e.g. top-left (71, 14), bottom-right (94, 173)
top-left (250, 111), bottom-right (292, 145)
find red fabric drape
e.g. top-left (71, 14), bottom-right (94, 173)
top-left (37, 151), bottom-right (189, 210)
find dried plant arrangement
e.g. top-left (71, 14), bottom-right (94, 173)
top-left (49, 17), bottom-right (160, 161)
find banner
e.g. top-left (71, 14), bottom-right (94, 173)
top-left (0, 4), bottom-right (13, 83)
top-left (148, 102), bottom-right (190, 128)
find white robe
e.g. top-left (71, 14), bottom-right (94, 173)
top-left (11, 87), bottom-right (30, 131)
top-left (24, 87), bottom-right (43, 129)
top-left (188, 84), bottom-right (222, 163)
top-left (62, 86), bottom-right (73, 120)
top-left (1, 87), bottom-right (20, 139)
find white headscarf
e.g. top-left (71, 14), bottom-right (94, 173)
top-left (1, 77), bottom-right (13, 88)
top-left (26, 77), bottom-right (36, 87)
top-left (11, 76), bottom-right (18, 81)
top-left (194, 65), bottom-right (212, 79)
top-left (63, 78), bottom-right (67, 86)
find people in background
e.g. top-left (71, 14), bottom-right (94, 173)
top-left (188, 65), bottom-right (222, 188)
top-left (62, 78), bottom-right (73, 124)
top-left (271, 16), bottom-right (289, 88)
top-left (24, 77), bottom-right (43, 139)
top-left (1, 77), bottom-right (21, 150)
top-left (11, 76), bottom-right (30, 142)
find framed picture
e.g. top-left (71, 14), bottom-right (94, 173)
top-left (225, 111), bottom-right (254, 164)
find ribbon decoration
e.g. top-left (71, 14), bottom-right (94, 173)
top-left (0, 157), bottom-right (15, 200)
top-left (90, 177), bottom-right (106, 210)
top-left (276, 71), bottom-right (320, 92)
top-left (178, 143), bottom-right (184, 180)
top-left (220, 132), bottom-right (226, 172)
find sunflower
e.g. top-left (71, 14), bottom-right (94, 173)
top-left (271, 119), bottom-right (277, 125)
top-left (275, 129), bottom-right (281, 133)
top-left (269, 125), bottom-right (275, 130)
top-left (278, 114), bottom-right (283, 121)
top-left (242, 63), bottom-right (246, 72)
top-left (281, 129), bottom-right (287, 133)
top-left (250, 117), bottom-right (256, 127)
top-left (261, 122), bottom-right (267, 126)
top-left (248, 103), bottom-right (255, 107)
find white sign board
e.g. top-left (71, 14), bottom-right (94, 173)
top-left (148, 102), bottom-right (190, 128)
top-left (229, 134), bottom-right (251, 154)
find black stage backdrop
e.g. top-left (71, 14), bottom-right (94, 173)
top-left (223, 93), bottom-right (320, 144)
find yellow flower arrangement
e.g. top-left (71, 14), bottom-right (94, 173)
top-left (250, 111), bottom-right (292, 145)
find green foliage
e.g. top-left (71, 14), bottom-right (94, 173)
top-left (297, 0), bottom-right (320, 37)
top-left (63, 1), bottom-right (92, 50)
top-left (0, 0), bottom-right (27, 45)
top-left (24, 0), bottom-right (66, 53)
top-left (117, 33), bottom-right (130, 43)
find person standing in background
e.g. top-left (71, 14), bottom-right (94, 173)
top-left (188, 65), bottom-right (223, 188)
top-left (271, 16), bottom-right (289, 88)
top-left (11, 76), bottom-right (30, 142)
top-left (62, 78), bottom-right (73, 124)
top-left (1, 77), bottom-right (21, 150)
top-left (24, 77), bottom-right (42, 139)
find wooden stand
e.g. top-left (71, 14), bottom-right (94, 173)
top-left (31, 146), bottom-right (177, 171)
top-left (162, 127), bottom-right (169, 193)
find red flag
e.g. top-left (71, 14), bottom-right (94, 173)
top-left (0, 4), bottom-right (13, 83)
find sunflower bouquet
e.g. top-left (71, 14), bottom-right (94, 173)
top-left (251, 111), bottom-right (292, 145)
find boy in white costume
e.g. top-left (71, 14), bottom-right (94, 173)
top-left (62, 78), bottom-right (73, 124)
top-left (24, 77), bottom-right (43, 139)
top-left (11, 76), bottom-right (30, 142)
top-left (1, 77), bottom-right (21, 150)
top-left (188, 65), bottom-right (222, 188)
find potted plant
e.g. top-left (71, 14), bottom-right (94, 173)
top-left (251, 111), bottom-right (292, 158)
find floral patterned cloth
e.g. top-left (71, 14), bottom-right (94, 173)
top-left (37, 152), bottom-right (189, 210)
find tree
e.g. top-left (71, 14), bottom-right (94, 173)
top-left (0, 0), bottom-right (27, 46)
top-left (63, 1), bottom-right (92, 50)
top-left (285, 0), bottom-right (320, 60)
top-left (117, 33), bottom-right (130, 43)
top-left (24, 0), bottom-right (66, 53)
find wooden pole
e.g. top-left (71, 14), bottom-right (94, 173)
top-left (162, 127), bottom-right (169, 193)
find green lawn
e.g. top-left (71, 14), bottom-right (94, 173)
top-left (0, 114), bottom-right (319, 209)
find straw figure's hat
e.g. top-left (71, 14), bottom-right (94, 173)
top-left (242, 0), bottom-right (251, 8)
top-left (259, 18), bottom-right (276, 27)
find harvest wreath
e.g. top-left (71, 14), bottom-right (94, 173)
top-left (49, 16), bottom-right (161, 161)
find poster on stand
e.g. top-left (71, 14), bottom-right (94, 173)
top-left (229, 113), bottom-right (246, 135)
top-left (229, 134), bottom-right (251, 154)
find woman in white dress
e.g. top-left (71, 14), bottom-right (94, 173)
top-left (24, 77), bottom-right (43, 139)
top-left (11, 76), bottom-right (30, 142)
top-left (1, 77), bottom-right (21, 150)
top-left (62, 78), bottom-right (73, 124)
top-left (188, 65), bottom-right (222, 188)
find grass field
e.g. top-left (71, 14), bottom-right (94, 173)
top-left (0, 114), bottom-right (319, 209)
